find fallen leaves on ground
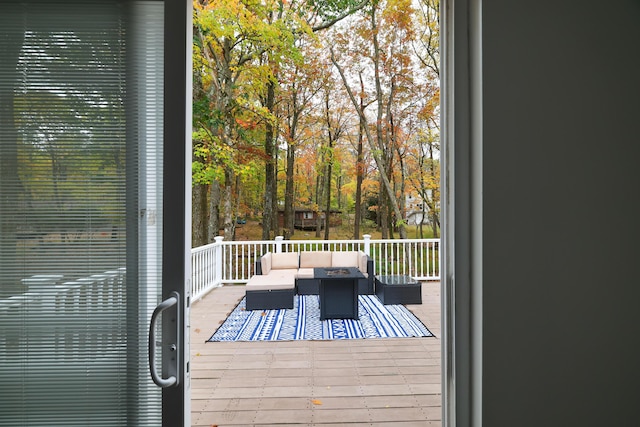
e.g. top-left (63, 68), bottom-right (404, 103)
top-left (311, 399), bottom-right (323, 405)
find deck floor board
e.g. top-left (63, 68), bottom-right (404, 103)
top-left (190, 281), bottom-right (441, 426)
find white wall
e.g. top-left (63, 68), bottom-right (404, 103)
top-left (480, 0), bottom-right (640, 425)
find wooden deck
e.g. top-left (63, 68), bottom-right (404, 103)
top-left (190, 281), bottom-right (442, 427)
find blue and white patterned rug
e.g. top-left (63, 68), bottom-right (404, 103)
top-left (208, 295), bottom-right (433, 342)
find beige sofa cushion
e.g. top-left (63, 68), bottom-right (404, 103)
top-left (297, 268), bottom-right (315, 279)
top-left (296, 268), bottom-right (315, 279)
top-left (270, 270), bottom-right (297, 288)
top-left (271, 252), bottom-right (299, 270)
top-left (300, 251), bottom-right (332, 268)
top-left (358, 252), bottom-right (369, 274)
top-left (245, 272), bottom-right (295, 291)
top-left (261, 252), bottom-right (272, 275)
top-left (331, 251), bottom-right (360, 268)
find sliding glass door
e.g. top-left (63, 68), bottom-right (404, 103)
top-left (0, 1), bottom-right (189, 425)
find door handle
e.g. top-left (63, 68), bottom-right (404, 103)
top-left (149, 291), bottom-right (181, 388)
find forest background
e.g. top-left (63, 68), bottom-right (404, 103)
top-left (192, 0), bottom-right (440, 246)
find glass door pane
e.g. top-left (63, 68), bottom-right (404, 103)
top-left (0, 1), bottom-right (164, 425)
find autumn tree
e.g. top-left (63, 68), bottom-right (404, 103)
top-left (191, 0), bottom-right (440, 244)
top-left (273, 0), bottom-right (371, 240)
top-left (193, 0), bottom-right (301, 242)
top-left (319, 79), bottom-right (350, 238)
top-left (329, 0), bottom-right (424, 239)
top-left (410, 0), bottom-right (440, 237)
top-left (278, 39), bottom-right (325, 239)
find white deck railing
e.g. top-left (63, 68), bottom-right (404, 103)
top-left (191, 235), bottom-right (440, 302)
top-left (0, 236), bottom-right (439, 351)
top-left (0, 269), bottom-right (127, 362)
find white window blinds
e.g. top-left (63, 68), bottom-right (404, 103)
top-left (0, 1), bottom-right (164, 425)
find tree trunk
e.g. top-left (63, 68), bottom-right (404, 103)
top-left (262, 169), bottom-right (273, 240)
top-left (396, 147), bottom-right (407, 237)
top-left (427, 143), bottom-right (440, 238)
top-left (388, 176), bottom-right (396, 239)
top-left (283, 100), bottom-right (299, 240)
top-left (207, 180), bottom-right (220, 242)
top-left (283, 142), bottom-right (295, 239)
top-left (323, 92), bottom-right (334, 240)
top-left (353, 129), bottom-right (363, 238)
top-left (271, 142), bottom-right (279, 235)
top-left (315, 175), bottom-right (321, 207)
top-left (315, 154), bottom-right (324, 238)
top-left (353, 74), bottom-right (366, 239)
top-left (262, 81), bottom-right (276, 240)
top-left (431, 211), bottom-right (440, 238)
top-left (192, 182), bottom-right (207, 247)
top-left (234, 173), bottom-right (241, 236)
top-left (380, 177), bottom-right (389, 239)
top-left (222, 169), bottom-right (235, 241)
top-left (336, 175), bottom-right (342, 210)
top-left (323, 159), bottom-right (332, 240)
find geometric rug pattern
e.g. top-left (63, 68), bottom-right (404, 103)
top-left (208, 294), bottom-right (433, 342)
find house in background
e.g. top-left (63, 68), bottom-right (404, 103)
top-left (405, 192), bottom-right (438, 226)
top-left (277, 208), bottom-right (342, 230)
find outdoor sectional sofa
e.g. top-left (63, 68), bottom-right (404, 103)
top-left (295, 251), bottom-right (374, 295)
top-left (244, 250), bottom-right (374, 311)
top-left (245, 252), bottom-right (298, 311)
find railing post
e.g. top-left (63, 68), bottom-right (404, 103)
top-left (363, 234), bottom-right (371, 256)
top-left (275, 236), bottom-right (284, 253)
top-left (214, 236), bottom-right (224, 286)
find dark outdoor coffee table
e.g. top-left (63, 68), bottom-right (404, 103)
top-left (316, 267), bottom-right (363, 320)
top-left (375, 275), bottom-right (422, 305)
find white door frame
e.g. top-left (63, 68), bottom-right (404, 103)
top-left (441, 0), bottom-right (482, 425)
top-left (158, 0), bottom-right (192, 425)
